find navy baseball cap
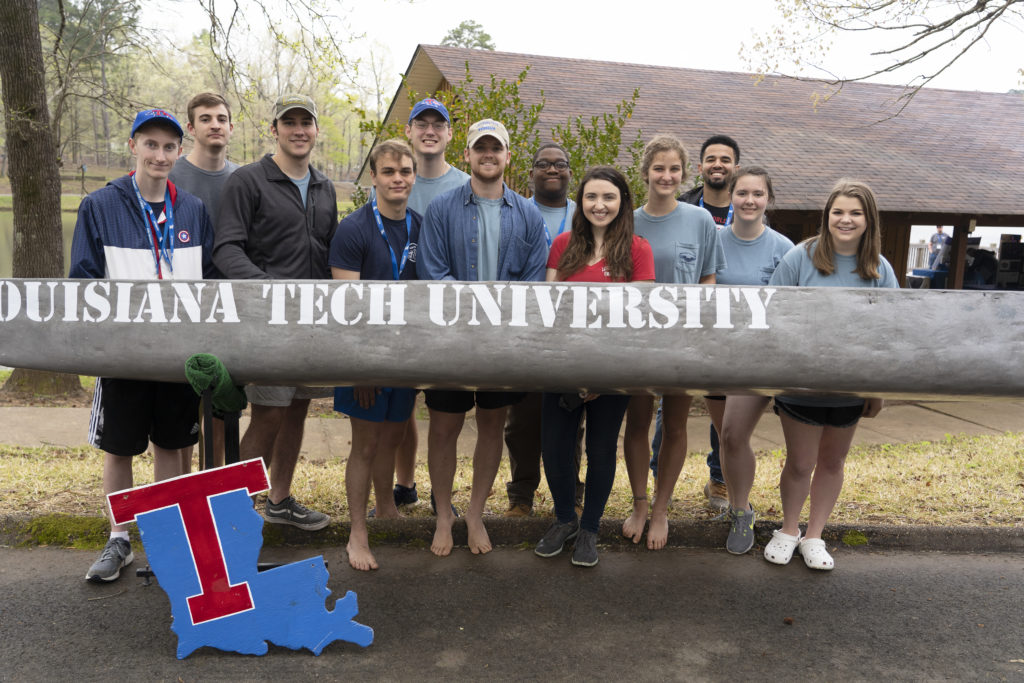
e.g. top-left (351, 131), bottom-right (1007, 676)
top-left (409, 98), bottom-right (450, 123)
top-left (130, 109), bottom-right (184, 139)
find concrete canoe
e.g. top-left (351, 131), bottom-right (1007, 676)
top-left (0, 278), bottom-right (1021, 401)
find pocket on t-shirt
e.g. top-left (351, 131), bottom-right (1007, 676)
top-left (673, 241), bottom-right (700, 283)
top-left (505, 235), bottom-right (534, 279)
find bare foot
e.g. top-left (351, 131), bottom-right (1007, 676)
top-left (647, 510), bottom-right (669, 550)
top-left (622, 498), bottom-right (649, 544)
top-left (431, 513), bottom-right (455, 557)
top-left (466, 515), bottom-right (492, 555)
top-left (346, 537), bottom-right (379, 571)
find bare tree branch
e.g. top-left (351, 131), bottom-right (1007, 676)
top-left (744, 0), bottom-right (1023, 113)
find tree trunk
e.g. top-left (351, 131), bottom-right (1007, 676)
top-left (0, 0), bottom-right (82, 397)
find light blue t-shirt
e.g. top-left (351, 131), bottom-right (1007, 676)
top-left (533, 197), bottom-right (576, 245)
top-left (769, 240), bottom-right (900, 289)
top-left (771, 239), bottom-right (899, 407)
top-left (408, 165), bottom-right (470, 216)
top-left (475, 195), bottom-right (503, 281)
top-left (289, 171), bottom-right (311, 207)
top-left (717, 226), bottom-right (795, 286)
top-left (633, 203), bottom-right (726, 284)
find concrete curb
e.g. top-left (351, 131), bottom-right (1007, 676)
top-left (3, 514), bottom-right (1022, 554)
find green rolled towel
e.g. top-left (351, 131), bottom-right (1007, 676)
top-left (184, 353), bottom-right (247, 414)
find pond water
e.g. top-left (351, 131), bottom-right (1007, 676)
top-left (0, 212), bottom-right (78, 278)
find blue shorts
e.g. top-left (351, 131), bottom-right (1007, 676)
top-left (334, 386), bottom-right (417, 423)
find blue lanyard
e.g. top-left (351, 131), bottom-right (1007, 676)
top-left (371, 200), bottom-right (412, 281)
top-left (532, 197), bottom-right (569, 248)
top-left (130, 173), bottom-right (175, 277)
top-left (699, 196), bottom-right (733, 229)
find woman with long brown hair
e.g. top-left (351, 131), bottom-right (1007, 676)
top-left (764, 179), bottom-right (898, 570)
top-left (533, 166), bottom-right (654, 567)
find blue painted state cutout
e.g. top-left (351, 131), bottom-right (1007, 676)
top-left (136, 490), bottom-right (373, 658)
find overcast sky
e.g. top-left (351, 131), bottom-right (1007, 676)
top-left (346, 0), bottom-right (1023, 94)
top-left (149, 0), bottom-right (1024, 94)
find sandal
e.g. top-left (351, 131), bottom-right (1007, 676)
top-left (763, 529), bottom-right (801, 565)
top-left (798, 538), bottom-right (835, 571)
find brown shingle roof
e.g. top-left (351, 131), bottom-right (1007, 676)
top-left (398, 45), bottom-right (1023, 221)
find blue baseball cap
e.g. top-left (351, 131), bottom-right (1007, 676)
top-left (409, 98), bottom-right (450, 123)
top-left (130, 109), bottom-right (183, 139)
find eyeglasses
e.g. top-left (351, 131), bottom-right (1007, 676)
top-left (411, 120), bottom-right (448, 131)
top-left (533, 160), bottom-right (569, 170)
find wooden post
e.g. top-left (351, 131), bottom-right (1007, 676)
top-left (948, 221), bottom-right (972, 290)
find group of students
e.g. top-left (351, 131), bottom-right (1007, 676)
top-left (74, 92), bottom-right (897, 584)
top-left (522, 136), bottom-right (897, 570)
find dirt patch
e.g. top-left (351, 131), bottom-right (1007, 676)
top-left (0, 387), bottom-right (93, 408)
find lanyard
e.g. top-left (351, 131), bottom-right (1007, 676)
top-left (532, 197), bottom-right (569, 248)
top-left (699, 195), bottom-right (733, 229)
top-left (371, 200), bottom-right (412, 281)
top-left (130, 173), bottom-right (175, 278)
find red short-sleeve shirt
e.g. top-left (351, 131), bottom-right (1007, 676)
top-left (547, 233), bottom-right (655, 282)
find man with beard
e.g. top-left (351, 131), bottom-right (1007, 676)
top-left (674, 134), bottom-right (741, 511)
top-left (417, 118), bottom-right (548, 557)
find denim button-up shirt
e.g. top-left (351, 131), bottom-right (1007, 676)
top-left (417, 180), bottom-right (548, 282)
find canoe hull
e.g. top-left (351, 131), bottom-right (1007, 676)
top-left (1, 278), bottom-right (1020, 400)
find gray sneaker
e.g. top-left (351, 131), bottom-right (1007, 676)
top-left (264, 496), bottom-right (331, 531)
top-left (726, 506), bottom-right (757, 555)
top-left (535, 519), bottom-right (580, 558)
top-left (571, 529), bottom-right (599, 567)
top-left (85, 537), bottom-right (134, 583)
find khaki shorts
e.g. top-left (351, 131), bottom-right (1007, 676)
top-left (245, 384), bottom-right (332, 407)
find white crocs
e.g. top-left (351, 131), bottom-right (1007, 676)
top-left (798, 537), bottom-right (835, 571)
top-left (763, 529), bottom-right (801, 565)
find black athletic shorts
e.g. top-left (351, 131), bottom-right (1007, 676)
top-left (89, 378), bottom-right (201, 456)
top-left (424, 389), bottom-right (526, 414)
top-left (773, 397), bottom-right (864, 429)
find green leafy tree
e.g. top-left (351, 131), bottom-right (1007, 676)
top-left (441, 20), bottom-right (496, 50)
top-left (551, 87), bottom-right (646, 203)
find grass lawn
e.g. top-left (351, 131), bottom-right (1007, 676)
top-left (3, 427), bottom-right (1021, 531)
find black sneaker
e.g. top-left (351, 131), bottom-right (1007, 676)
top-left (726, 506), bottom-right (756, 555)
top-left (571, 529), bottom-right (599, 567)
top-left (264, 496), bottom-right (330, 531)
top-left (535, 519), bottom-right (580, 558)
top-left (85, 537), bottom-right (134, 583)
top-left (394, 483), bottom-right (418, 507)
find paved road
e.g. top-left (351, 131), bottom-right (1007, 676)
top-left (1, 546), bottom-right (1021, 681)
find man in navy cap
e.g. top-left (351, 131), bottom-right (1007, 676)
top-left (71, 108), bottom-right (217, 583)
top-left (404, 97), bottom-right (469, 215)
